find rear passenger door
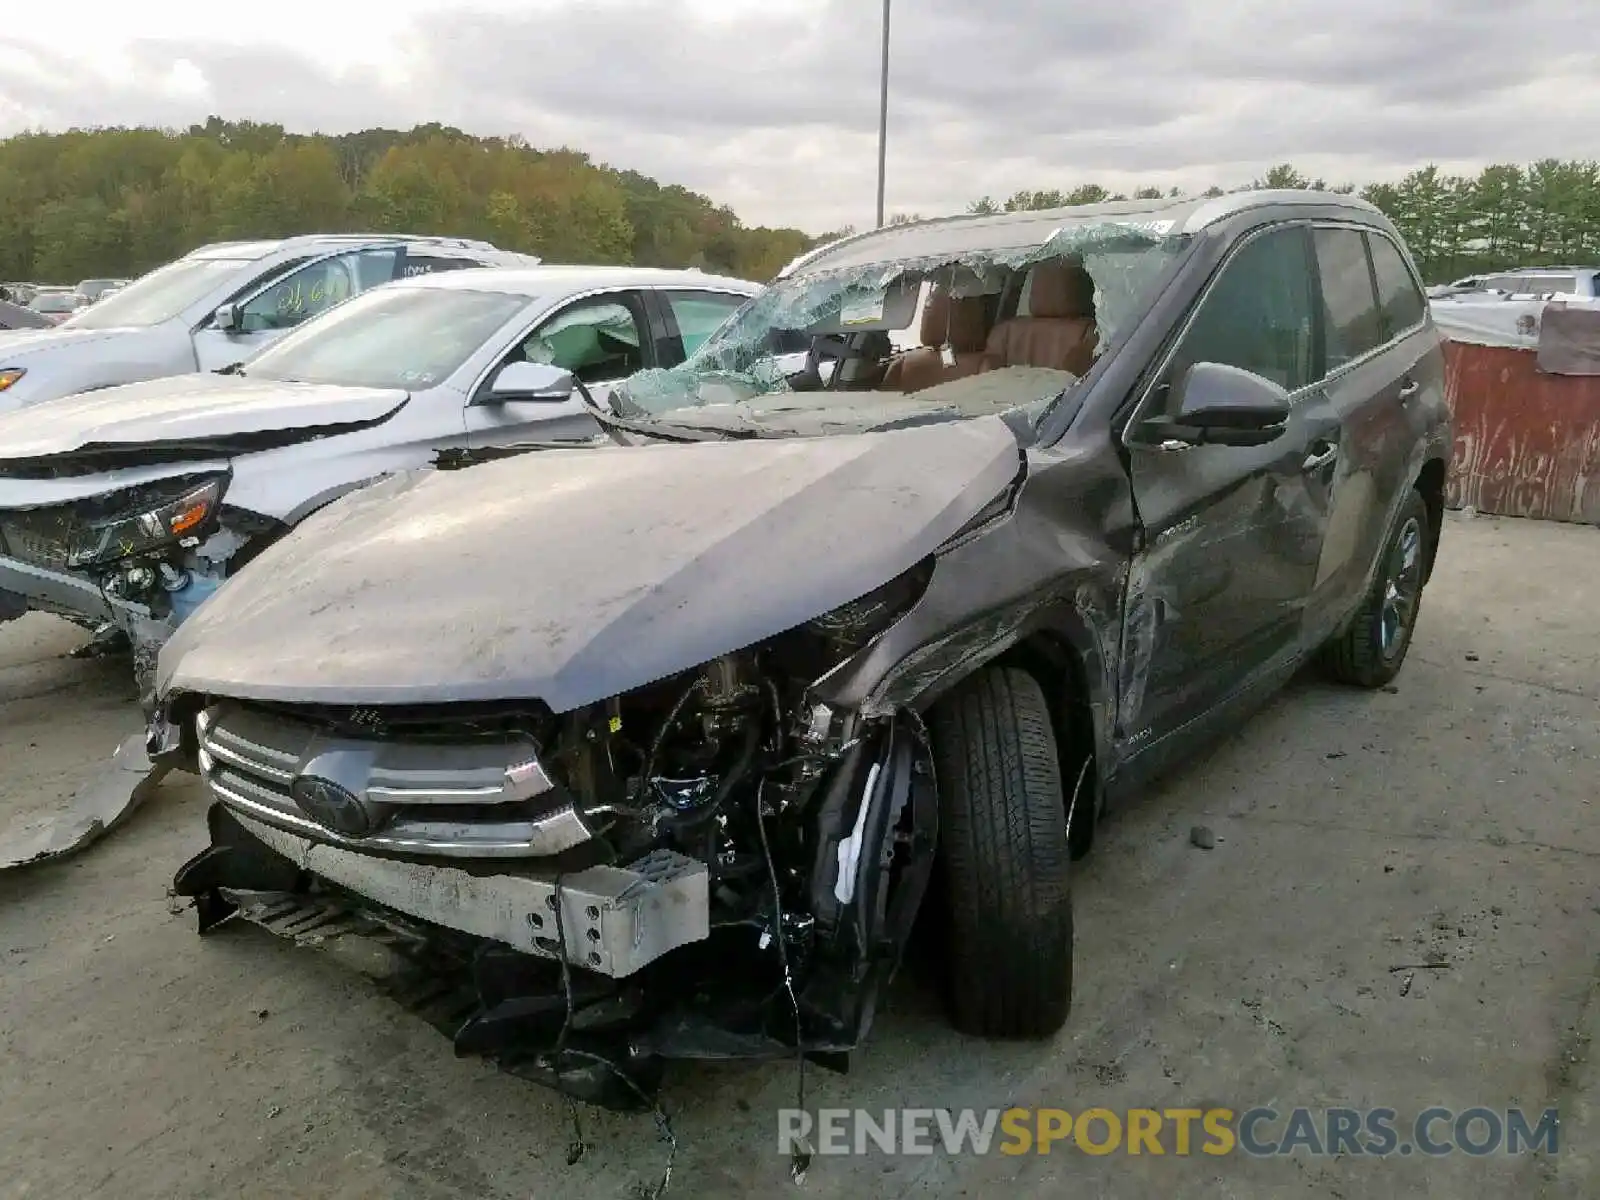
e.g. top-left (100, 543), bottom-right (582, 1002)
top-left (649, 289), bottom-right (752, 364)
top-left (1299, 225), bottom-right (1430, 642)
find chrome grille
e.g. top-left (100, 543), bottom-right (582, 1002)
top-left (197, 702), bottom-right (590, 859)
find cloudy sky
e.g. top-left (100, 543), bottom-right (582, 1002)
top-left (2, 0), bottom-right (1595, 233)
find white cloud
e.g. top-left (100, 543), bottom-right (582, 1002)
top-left (1, 0), bottom-right (1596, 232)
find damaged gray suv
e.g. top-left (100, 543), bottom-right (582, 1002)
top-left (158, 190), bottom-right (1452, 1110)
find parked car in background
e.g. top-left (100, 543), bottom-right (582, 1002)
top-left (26, 289), bottom-right (84, 324)
top-left (0, 299), bottom-right (52, 331)
top-left (152, 190), bottom-right (1451, 1112)
top-left (0, 234), bottom-right (541, 413)
top-left (74, 277), bottom-right (130, 304)
top-left (1428, 266), bottom-right (1600, 301)
top-left (0, 264), bottom-right (761, 696)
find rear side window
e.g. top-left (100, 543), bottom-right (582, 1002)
top-left (1313, 228), bottom-right (1384, 369)
top-left (401, 254), bottom-right (485, 278)
top-left (1367, 234), bottom-right (1426, 336)
top-left (1165, 225), bottom-right (1317, 400)
top-left (1521, 274), bottom-right (1578, 296)
top-left (663, 290), bottom-right (748, 358)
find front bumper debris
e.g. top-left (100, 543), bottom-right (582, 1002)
top-left (0, 553), bottom-right (123, 626)
top-left (1, 733), bottom-right (172, 870)
top-left (169, 690), bottom-right (938, 1113)
top-left (202, 809), bottom-right (710, 976)
top-left (170, 804), bottom-right (719, 1110)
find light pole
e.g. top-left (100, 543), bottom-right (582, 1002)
top-left (875, 0), bottom-right (891, 228)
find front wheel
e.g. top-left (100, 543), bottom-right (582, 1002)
top-left (928, 667), bottom-right (1073, 1038)
top-left (1319, 488), bottom-right (1431, 688)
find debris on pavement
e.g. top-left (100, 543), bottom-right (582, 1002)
top-left (1190, 825), bottom-right (1217, 850)
top-left (0, 731), bottom-right (171, 871)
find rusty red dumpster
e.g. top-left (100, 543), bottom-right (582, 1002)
top-left (1437, 300), bottom-right (1600, 525)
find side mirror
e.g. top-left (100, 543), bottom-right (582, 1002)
top-left (480, 360), bottom-right (576, 404)
top-left (1144, 361), bottom-right (1292, 447)
top-left (212, 303), bottom-right (243, 332)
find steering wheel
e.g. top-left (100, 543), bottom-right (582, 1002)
top-left (792, 333), bottom-right (873, 390)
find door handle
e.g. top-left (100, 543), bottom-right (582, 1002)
top-left (1302, 441), bottom-right (1338, 472)
top-left (1397, 379), bottom-right (1420, 401)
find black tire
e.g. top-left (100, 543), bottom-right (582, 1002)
top-left (928, 666), bottom-right (1073, 1038)
top-left (1319, 487), bottom-right (1431, 688)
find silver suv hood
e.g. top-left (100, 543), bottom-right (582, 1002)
top-left (0, 374), bottom-right (410, 459)
top-left (157, 417), bottom-right (1023, 712)
top-left (0, 325), bottom-right (134, 359)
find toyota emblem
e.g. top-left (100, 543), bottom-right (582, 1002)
top-left (289, 775), bottom-right (374, 837)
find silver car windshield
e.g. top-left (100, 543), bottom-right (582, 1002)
top-left (242, 286), bottom-right (530, 390)
top-left (64, 258), bottom-right (250, 329)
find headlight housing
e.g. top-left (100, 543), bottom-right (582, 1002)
top-left (67, 477), bottom-right (226, 568)
top-left (0, 368), bottom-right (24, 392)
top-left (803, 557), bottom-right (935, 657)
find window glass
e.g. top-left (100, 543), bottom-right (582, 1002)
top-left (664, 291), bottom-right (747, 357)
top-left (1164, 225), bottom-right (1316, 403)
top-left (521, 299), bottom-right (644, 384)
top-left (63, 257), bottom-right (248, 329)
top-left (1313, 228), bottom-right (1385, 369)
top-left (1520, 274), bottom-right (1578, 296)
top-left (239, 248), bottom-right (400, 333)
top-left (400, 254), bottom-right (486, 278)
top-left (244, 286), bottom-right (528, 390)
top-left (1367, 234), bottom-right (1426, 336)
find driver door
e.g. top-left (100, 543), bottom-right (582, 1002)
top-left (465, 291), bottom-right (650, 447)
top-left (1116, 223), bottom-right (1333, 755)
top-left (191, 246), bottom-right (404, 372)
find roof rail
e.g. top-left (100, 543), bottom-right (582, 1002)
top-left (775, 211), bottom-right (993, 279)
top-left (271, 232), bottom-right (503, 251)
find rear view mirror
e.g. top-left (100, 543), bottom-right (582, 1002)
top-left (483, 360), bottom-right (576, 403)
top-left (1145, 361), bottom-right (1292, 447)
top-left (212, 303), bottom-right (242, 332)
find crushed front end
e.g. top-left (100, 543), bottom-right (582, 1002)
top-left (0, 461), bottom-right (273, 701)
top-left (169, 582), bottom-right (939, 1110)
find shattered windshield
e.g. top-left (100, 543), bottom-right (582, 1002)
top-left (615, 219), bottom-right (1188, 438)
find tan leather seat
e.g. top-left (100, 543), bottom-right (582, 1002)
top-left (983, 260), bottom-right (1097, 375)
top-left (881, 288), bottom-right (988, 392)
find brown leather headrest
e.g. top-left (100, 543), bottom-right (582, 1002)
top-left (919, 287), bottom-right (988, 353)
top-left (1028, 260), bottom-right (1095, 319)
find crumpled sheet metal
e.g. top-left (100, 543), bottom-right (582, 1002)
top-left (0, 732), bottom-right (170, 871)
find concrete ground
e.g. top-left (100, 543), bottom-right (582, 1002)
top-left (0, 511), bottom-right (1596, 1200)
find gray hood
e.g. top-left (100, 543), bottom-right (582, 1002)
top-left (158, 417), bottom-right (1023, 712)
top-left (0, 373), bottom-right (410, 459)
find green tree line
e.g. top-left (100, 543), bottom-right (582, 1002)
top-left (3, 120), bottom-right (1594, 291)
top-left (0, 118), bottom-right (815, 285)
top-left (959, 162), bottom-right (1600, 284)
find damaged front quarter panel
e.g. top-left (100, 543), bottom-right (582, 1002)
top-left (809, 436), bottom-right (1134, 795)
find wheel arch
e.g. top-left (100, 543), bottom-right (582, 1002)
top-left (881, 601), bottom-right (1115, 859)
top-left (1414, 456), bottom-right (1446, 583)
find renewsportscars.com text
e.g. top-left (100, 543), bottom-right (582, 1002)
top-left (777, 1106), bottom-right (1560, 1158)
